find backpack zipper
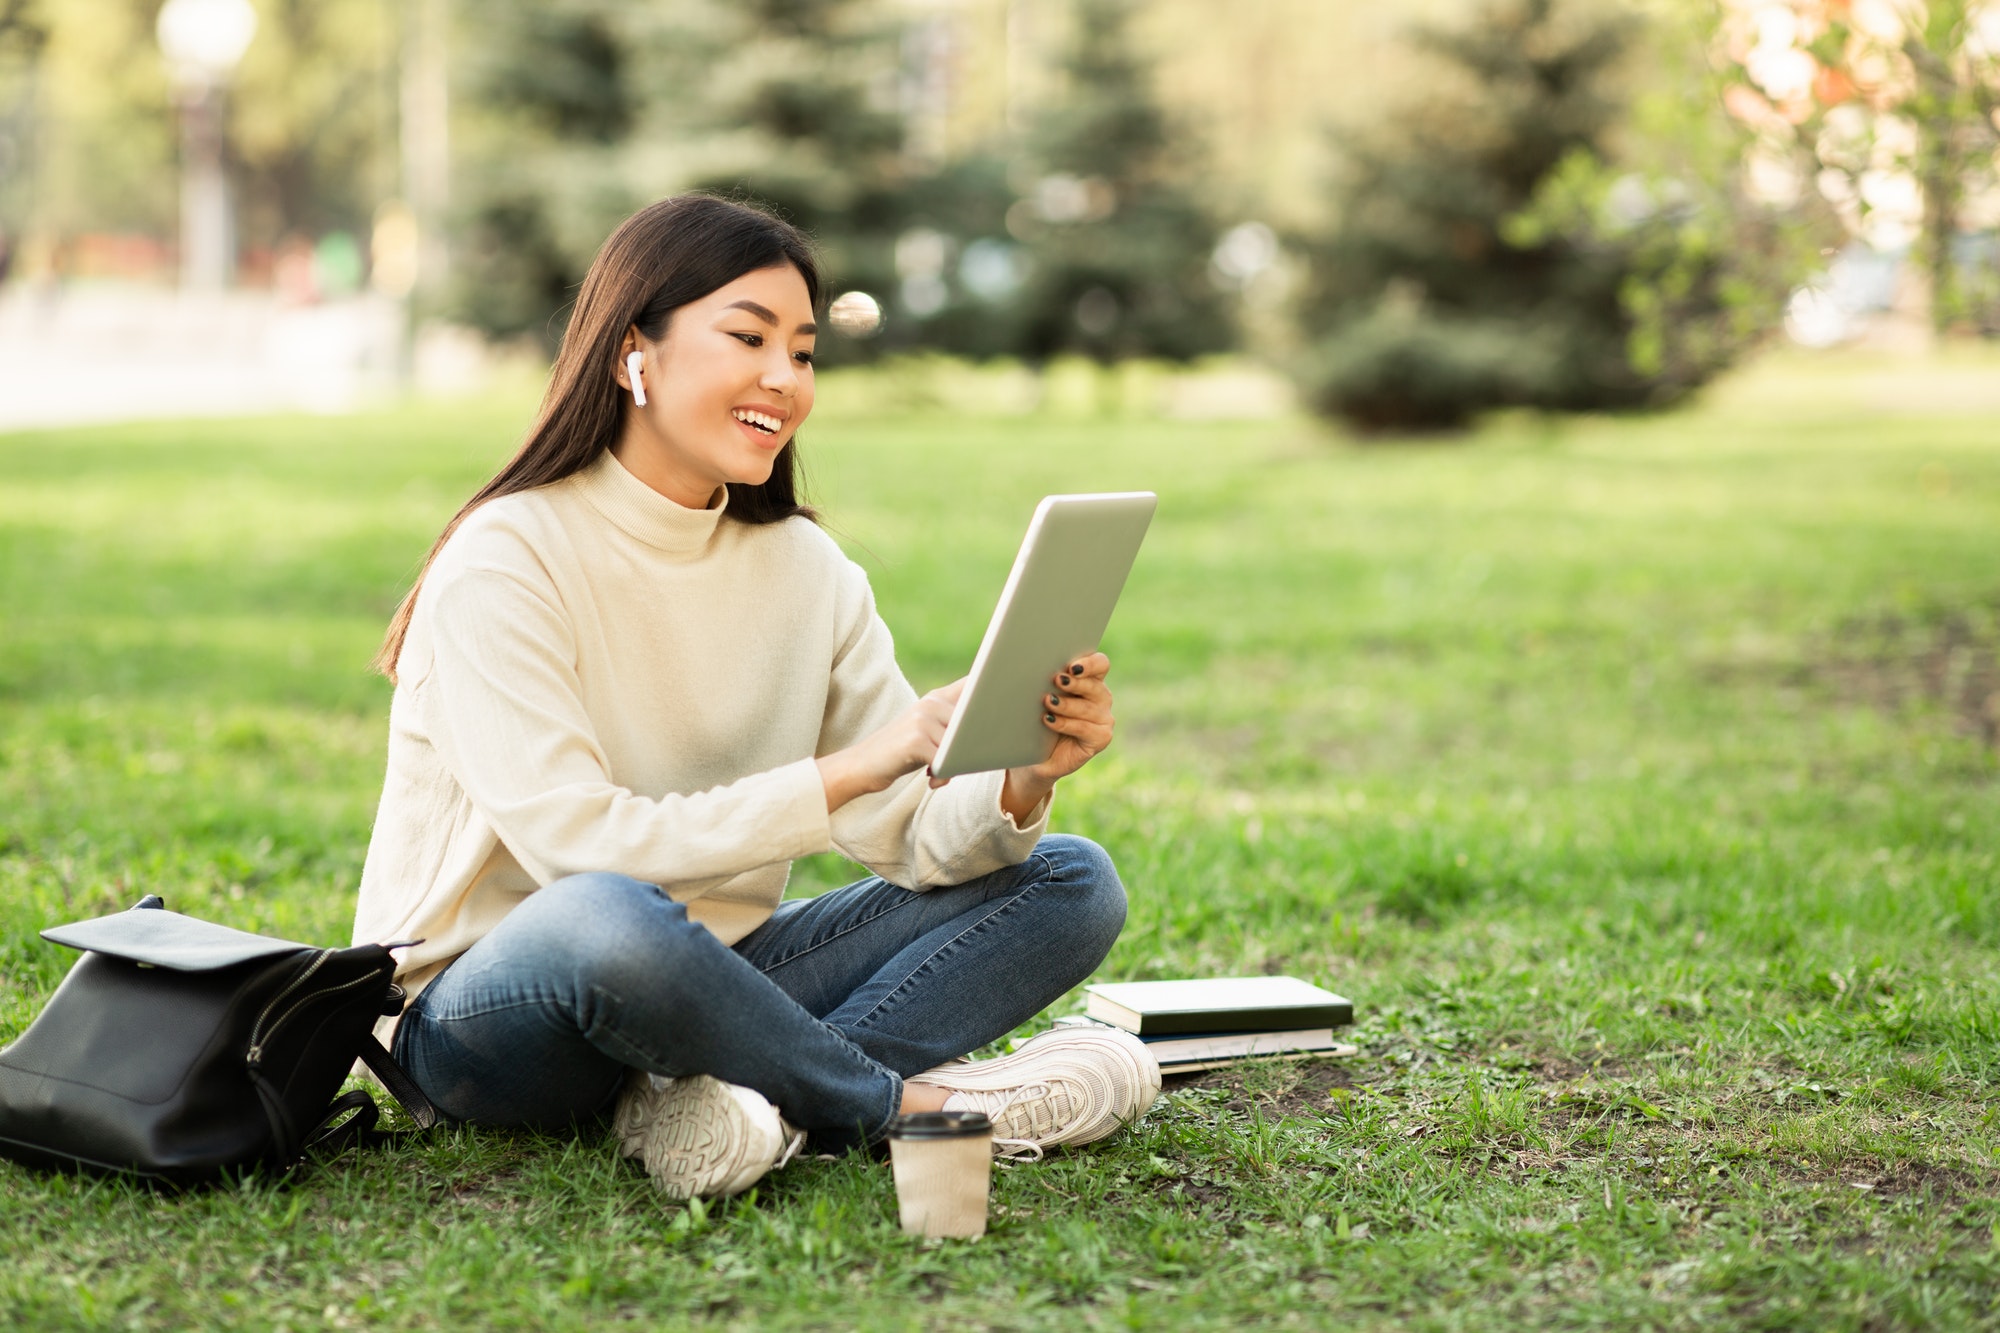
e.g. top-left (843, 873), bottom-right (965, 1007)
top-left (246, 949), bottom-right (365, 1066)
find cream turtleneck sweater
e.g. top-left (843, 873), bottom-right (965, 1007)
top-left (352, 450), bottom-right (1048, 1020)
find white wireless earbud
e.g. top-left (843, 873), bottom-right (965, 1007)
top-left (625, 350), bottom-right (647, 407)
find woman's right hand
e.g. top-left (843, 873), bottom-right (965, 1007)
top-left (816, 678), bottom-right (966, 813)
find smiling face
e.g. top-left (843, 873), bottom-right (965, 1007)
top-left (612, 264), bottom-right (818, 509)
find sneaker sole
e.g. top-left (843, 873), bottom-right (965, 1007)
top-left (615, 1073), bottom-right (782, 1201)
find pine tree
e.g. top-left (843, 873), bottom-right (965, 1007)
top-left (683, 0), bottom-right (911, 362)
top-left (448, 0), bottom-right (648, 347)
top-left (1296, 0), bottom-right (1787, 432)
top-left (447, 0), bottom-right (916, 356)
top-left (1004, 0), bottom-right (1232, 364)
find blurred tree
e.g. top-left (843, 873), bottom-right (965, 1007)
top-left (447, 0), bottom-right (648, 346)
top-left (8, 0), bottom-right (175, 248)
top-left (879, 151), bottom-right (1024, 358)
top-left (446, 0), bottom-right (915, 360)
top-left (1717, 0), bottom-right (2000, 335)
top-left (1003, 0), bottom-right (1233, 364)
top-left (0, 0), bottom-right (49, 248)
top-left (0, 0), bottom-right (394, 278)
top-left (230, 0), bottom-right (397, 254)
top-left (0, 0), bottom-right (40, 51)
top-left (682, 0), bottom-right (910, 363)
top-left (1295, 0), bottom-right (1799, 432)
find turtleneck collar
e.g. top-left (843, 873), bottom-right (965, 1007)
top-left (572, 449), bottom-right (729, 557)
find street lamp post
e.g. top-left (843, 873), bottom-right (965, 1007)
top-left (156, 0), bottom-right (257, 292)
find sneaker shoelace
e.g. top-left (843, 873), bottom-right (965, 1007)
top-left (945, 1080), bottom-right (1093, 1161)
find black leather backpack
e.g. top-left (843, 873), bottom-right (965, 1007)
top-left (0, 896), bottom-right (437, 1186)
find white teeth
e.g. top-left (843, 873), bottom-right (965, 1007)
top-left (732, 409), bottom-right (781, 434)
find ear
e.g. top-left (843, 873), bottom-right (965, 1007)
top-left (615, 325), bottom-right (641, 389)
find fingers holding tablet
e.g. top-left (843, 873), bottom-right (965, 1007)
top-left (1050, 654), bottom-right (1111, 708)
top-left (1032, 653), bottom-right (1115, 779)
top-left (1059, 652), bottom-right (1111, 685)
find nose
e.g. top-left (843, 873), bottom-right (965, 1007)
top-left (759, 347), bottom-right (798, 397)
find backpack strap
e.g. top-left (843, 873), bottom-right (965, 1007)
top-left (354, 1035), bottom-right (440, 1131)
top-left (301, 1090), bottom-right (382, 1158)
top-left (294, 1036), bottom-right (442, 1165)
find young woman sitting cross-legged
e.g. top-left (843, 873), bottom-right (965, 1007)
top-left (352, 194), bottom-right (1159, 1200)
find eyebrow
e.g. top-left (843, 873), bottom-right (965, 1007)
top-left (723, 299), bottom-right (816, 336)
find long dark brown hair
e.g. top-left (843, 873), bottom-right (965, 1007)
top-left (374, 194), bottom-right (821, 682)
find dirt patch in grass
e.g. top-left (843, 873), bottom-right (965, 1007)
top-left (1691, 601), bottom-right (2000, 748)
top-left (1436, 1086), bottom-right (1995, 1210)
top-left (1823, 604), bottom-right (2000, 748)
top-left (427, 1167), bottom-right (529, 1212)
top-left (1855, 1156), bottom-right (1995, 1201)
top-left (1150, 1176), bottom-right (1237, 1211)
top-left (1772, 1155), bottom-right (1998, 1203)
top-left (1165, 1056), bottom-right (1356, 1120)
top-left (1523, 1053), bottom-right (1637, 1084)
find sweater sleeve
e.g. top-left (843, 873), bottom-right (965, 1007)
top-left (405, 560), bottom-right (833, 889)
top-left (817, 558), bottom-right (1048, 890)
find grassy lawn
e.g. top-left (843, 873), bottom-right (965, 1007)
top-left (1, 351), bottom-right (1997, 1330)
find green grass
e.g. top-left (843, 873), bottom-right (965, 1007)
top-left (2, 349), bottom-right (1998, 1330)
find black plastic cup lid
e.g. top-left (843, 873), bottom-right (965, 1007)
top-left (888, 1111), bottom-right (992, 1140)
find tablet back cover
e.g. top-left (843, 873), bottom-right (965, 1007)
top-left (931, 492), bottom-right (1155, 779)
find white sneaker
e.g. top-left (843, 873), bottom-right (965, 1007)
top-left (909, 1026), bottom-right (1162, 1159)
top-left (612, 1071), bottom-right (805, 1201)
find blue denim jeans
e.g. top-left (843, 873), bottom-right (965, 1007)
top-left (391, 834), bottom-right (1125, 1149)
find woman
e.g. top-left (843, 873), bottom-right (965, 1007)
top-left (352, 195), bottom-right (1158, 1201)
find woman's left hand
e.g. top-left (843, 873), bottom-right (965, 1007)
top-left (995, 651), bottom-right (1115, 820)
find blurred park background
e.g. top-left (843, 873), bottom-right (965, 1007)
top-left (6, 0), bottom-right (2000, 426)
top-left (3, 1), bottom-right (2000, 1327)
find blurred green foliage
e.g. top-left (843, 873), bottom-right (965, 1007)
top-left (446, 0), bottom-right (644, 347)
top-left (678, 0), bottom-right (912, 365)
top-left (0, 0), bottom-right (395, 259)
top-left (0, 0), bottom-right (1833, 427)
top-left (0, 1), bottom-right (46, 239)
top-left (1716, 0), bottom-right (2000, 336)
top-left (1294, 0), bottom-right (1813, 433)
top-left (998, 0), bottom-right (1232, 364)
top-left (449, 0), bottom-right (1229, 367)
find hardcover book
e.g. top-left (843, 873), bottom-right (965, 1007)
top-left (1053, 1016), bottom-right (1358, 1071)
top-left (1083, 977), bottom-right (1353, 1036)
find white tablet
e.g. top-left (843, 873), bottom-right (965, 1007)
top-left (929, 492), bottom-right (1157, 780)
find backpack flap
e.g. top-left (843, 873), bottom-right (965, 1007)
top-left (41, 908), bottom-right (314, 972)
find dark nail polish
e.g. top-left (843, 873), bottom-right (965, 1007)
top-left (1044, 712), bottom-right (1056, 724)
top-left (1047, 693), bottom-right (1060, 708)
top-left (1068, 662), bottom-right (1083, 675)
top-left (1057, 674), bottom-right (1071, 687)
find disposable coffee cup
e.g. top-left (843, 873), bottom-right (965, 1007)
top-left (887, 1111), bottom-right (993, 1238)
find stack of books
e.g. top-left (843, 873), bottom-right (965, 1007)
top-left (1059, 976), bottom-right (1356, 1074)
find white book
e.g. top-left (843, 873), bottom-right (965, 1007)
top-left (1053, 1016), bottom-right (1358, 1070)
top-left (1141, 1027), bottom-right (1343, 1062)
